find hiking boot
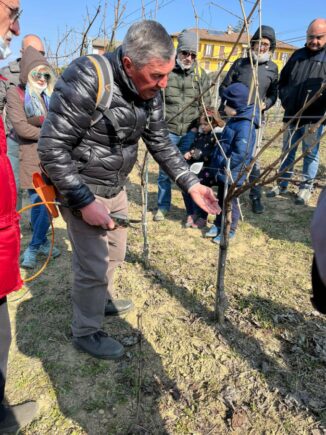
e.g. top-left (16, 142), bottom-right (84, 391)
top-left (105, 299), bottom-right (133, 316)
top-left (0, 401), bottom-right (38, 433)
top-left (266, 185), bottom-right (288, 197)
top-left (72, 331), bottom-right (124, 360)
top-left (205, 224), bottom-right (219, 238)
top-left (295, 188), bottom-right (312, 205)
top-left (251, 197), bottom-right (264, 214)
top-left (21, 247), bottom-right (39, 269)
top-left (153, 209), bottom-right (168, 222)
top-left (38, 240), bottom-right (61, 258)
top-left (213, 230), bottom-right (236, 244)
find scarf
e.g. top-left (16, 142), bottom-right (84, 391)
top-left (24, 83), bottom-right (51, 118)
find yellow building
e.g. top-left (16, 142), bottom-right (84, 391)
top-left (171, 27), bottom-right (297, 73)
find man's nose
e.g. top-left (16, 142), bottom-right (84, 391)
top-left (10, 19), bottom-right (20, 36)
top-left (158, 75), bottom-right (168, 89)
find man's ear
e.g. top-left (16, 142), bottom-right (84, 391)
top-left (122, 56), bottom-right (133, 77)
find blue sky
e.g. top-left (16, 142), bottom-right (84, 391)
top-left (9, 0), bottom-right (325, 60)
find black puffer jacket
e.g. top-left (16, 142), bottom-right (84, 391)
top-left (38, 47), bottom-right (199, 209)
top-left (278, 46), bottom-right (326, 126)
top-left (219, 57), bottom-right (278, 110)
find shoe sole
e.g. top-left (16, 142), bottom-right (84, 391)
top-left (105, 304), bottom-right (134, 317)
top-left (72, 341), bottom-right (125, 360)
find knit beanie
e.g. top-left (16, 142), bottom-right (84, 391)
top-left (251, 25), bottom-right (276, 51)
top-left (222, 83), bottom-right (250, 111)
top-left (177, 29), bottom-right (197, 54)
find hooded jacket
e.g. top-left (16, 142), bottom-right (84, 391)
top-left (163, 61), bottom-right (211, 136)
top-left (38, 47), bottom-right (199, 210)
top-left (6, 47), bottom-right (52, 188)
top-left (0, 74), bottom-right (22, 297)
top-left (278, 45), bottom-right (326, 126)
top-left (211, 105), bottom-right (260, 185)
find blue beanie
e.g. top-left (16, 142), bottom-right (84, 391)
top-left (222, 83), bottom-right (250, 111)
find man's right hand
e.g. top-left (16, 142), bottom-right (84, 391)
top-left (80, 199), bottom-right (115, 230)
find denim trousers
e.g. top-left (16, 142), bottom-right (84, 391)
top-left (279, 124), bottom-right (323, 190)
top-left (214, 182), bottom-right (240, 232)
top-left (157, 131), bottom-right (196, 211)
top-left (28, 189), bottom-right (50, 250)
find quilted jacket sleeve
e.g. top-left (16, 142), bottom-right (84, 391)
top-left (38, 56), bottom-right (98, 209)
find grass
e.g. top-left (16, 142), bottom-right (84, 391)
top-left (5, 123), bottom-right (326, 434)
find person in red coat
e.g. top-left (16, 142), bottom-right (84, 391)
top-left (0, 0), bottom-right (38, 431)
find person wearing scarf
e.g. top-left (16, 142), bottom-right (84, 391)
top-left (6, 46), bottom-right (60, 269)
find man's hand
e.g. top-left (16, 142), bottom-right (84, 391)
top-left (184, 151), bottom-right (192, 160)
top-left (188, 183), bottom-right (221, 215)
top-left (80, 199), bottom-right (115, 229)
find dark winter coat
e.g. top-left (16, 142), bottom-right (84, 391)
top-left (278, 46), bottom-right (326, 126)
top-left (219, 57), bottom-right (278, 110)
top-left (163, 61), bottom-right (211, 136)
top-left (211, 106), bottom-right (260, 185)
top-left (38, 47), bottom-right (199, 210)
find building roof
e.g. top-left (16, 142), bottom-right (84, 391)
top-left (171, 28), bottom-right (297, 50)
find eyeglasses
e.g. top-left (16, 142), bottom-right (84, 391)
top-left (254, 41), bottom-right (271, 49)
top-left (31, 71), bottom-right (51, 82)
top-left (181, 50), bottom-right (196, 59)
top-left (0, 0), bottom-right (22, 23)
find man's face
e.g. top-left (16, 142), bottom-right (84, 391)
top-left (306, 22), bottom-right (326, 51)
top-left (123, 56), bottom-right (175, 100)
top-left (177, 50), bottom-right (196, 69)
top-left (0, 0), bottom-right (20, 40)
top-left (253, 37), bottom-right (271, 54)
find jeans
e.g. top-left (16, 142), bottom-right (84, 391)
top-left (28, 189), bottom-right (50, 250)
top-left (214, 182), bottom-right (240, 232)
top-left (157, 131), bottom-right (196, 211)
top-left (279, 124), bottom-right (323, 190)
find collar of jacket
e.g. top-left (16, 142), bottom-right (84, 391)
top-left (9, 58), bottom-right (20, 73)
top-left (303, 45), bottom-right (326, 62)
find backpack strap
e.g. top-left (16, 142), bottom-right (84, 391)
top-left (87, 54), bottom-right (114, 127)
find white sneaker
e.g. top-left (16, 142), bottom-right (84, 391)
top-left (295, 188), bottom-right (312, 205)
top-left (205, 224), bottom-right (219, 238)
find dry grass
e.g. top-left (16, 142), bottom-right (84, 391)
top-left (6, 124), bottom-right (326, 434)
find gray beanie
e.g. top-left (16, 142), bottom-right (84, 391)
top-left (177, 29), bottom-right (197, 53)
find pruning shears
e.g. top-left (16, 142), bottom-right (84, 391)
top-left (108, 212), bottom-right (141, 230)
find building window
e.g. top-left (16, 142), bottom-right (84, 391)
top-left (204, 44), bottom-right (213, 57)
top-left (281, 52), bottom-right (289, 63)
top-left (204, 61), bottom-right (210, 70)
top-left (219, 45), bottom-right (225, 58)
top-left (272, 51), bottom-right (277, 60)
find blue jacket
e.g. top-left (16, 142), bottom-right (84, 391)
top-left (211, 105), bottom-right (260, 185)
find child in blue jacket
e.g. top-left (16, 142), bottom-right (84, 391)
top-left (205, 82), bottom-right (260, 243)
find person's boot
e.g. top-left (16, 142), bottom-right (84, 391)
top-left (72, 331), bottom-right (124, 360)
top-left (153, 209), bottom-right (168, 222)
top-left (21, 247), bottom-right (39, 269)
top-left (0, 401), bottom-right (38, 433)
top-left (105, 299), bottom-right (133, 316)
top-left (295, 188), bottom-right (312, 205)
top-left (251, 197), bottom-right (264, 214)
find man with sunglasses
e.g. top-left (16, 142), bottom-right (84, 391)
top-left (267, 18), bottom-right (326, 205)
top-left (0, 0), bottom-right (38, 432)
top-left (153, 29), bottom-right (211, 224)
top-left (0, 33), bottom-right (45, 210)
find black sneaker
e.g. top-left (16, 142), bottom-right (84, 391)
top-left (251, 198), bottom-right (264, 214)
top-left (105, 299), bottom-right (133, 316)
top-left (72, 331), bottom-right (124, 360)
top-left (0, 401), bottom-right (38, 433)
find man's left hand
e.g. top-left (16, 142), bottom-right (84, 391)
top-left (188, 183), bottom-right (221, 215)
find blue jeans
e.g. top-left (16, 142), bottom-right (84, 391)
top-left (28, 189), bottom-right (50, 250)
top-left (157, 131), bottom-right (196, 211)
top-left (279, 124), bottom-right (323, 190)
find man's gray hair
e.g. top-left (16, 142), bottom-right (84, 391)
top-left (122, 20), bottom-right (175, 68)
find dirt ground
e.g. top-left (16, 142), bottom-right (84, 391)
top-left (6, 127), bottom-right (326, 434)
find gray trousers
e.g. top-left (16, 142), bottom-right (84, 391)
top-left (60, 190), bottom-right (128, 337)
top-left (0, 298), bottom-right (12, 420)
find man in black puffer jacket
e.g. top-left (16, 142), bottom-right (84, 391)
top-left (38, 20), bottom-right (220, 360)
top-left (267, 18), bottom-right (326, 205)
top-left (220, 25), bottom-right (278, 214)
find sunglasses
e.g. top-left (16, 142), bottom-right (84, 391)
top-left (181, 50), bottom-right (196, 59)
top-left (31, 71), bottom-right (51, 82)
